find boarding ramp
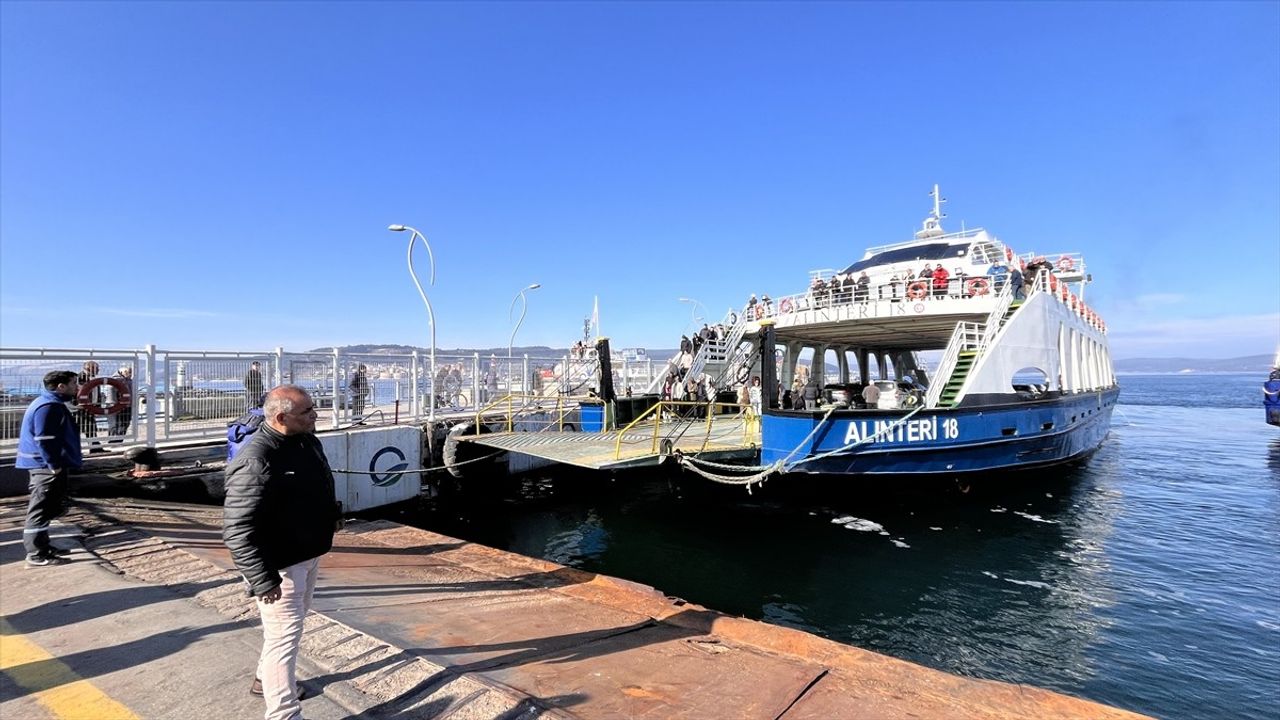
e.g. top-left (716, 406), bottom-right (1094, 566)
top-left (456, 400), bottom-right (758, 470)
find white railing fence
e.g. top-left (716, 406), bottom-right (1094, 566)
top-left (0, 345), bottom-right (664, 456)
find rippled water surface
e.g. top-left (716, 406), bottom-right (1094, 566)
top-left (390, 374), bottom-right (1280, 719)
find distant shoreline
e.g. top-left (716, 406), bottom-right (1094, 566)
top-left (1115, 370), bottom-right (1265, 376)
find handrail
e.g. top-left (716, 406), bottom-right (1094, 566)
top-left (613, 400), bottom-right (749, 460)
top-left (648, 302), bottom-right (751, 395)
top-left (924, 324), bottom-right (969, 409)
top-left (978, 278), bottom-right (1016, 353)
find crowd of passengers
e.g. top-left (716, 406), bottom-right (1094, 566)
top-left (744, 260), bottom-right (1043, 318)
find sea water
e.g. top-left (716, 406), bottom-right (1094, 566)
top-left (392, 373), bottom-right (1279, 719)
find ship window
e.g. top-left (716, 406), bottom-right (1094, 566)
top-left (1042, 422), bottom-right (1054, 431)
top-left (1002, 427), bottom-right (1018, 436)
top-left (842, 242), bottom-right (969, 274)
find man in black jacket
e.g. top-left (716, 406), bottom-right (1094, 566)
top-left (223, 385), bottom-right (339, 720)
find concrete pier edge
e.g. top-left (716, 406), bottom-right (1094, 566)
top-left (41, 499), bottom-right (1147, 720)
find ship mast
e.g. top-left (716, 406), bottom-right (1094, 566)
top-left (915, 184), bottom-right (947, 239)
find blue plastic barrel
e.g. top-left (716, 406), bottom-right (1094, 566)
top-left (579, 402), bottom-right (604, 432)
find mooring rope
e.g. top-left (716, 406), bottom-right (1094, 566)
top-left (677, 403), bottom-right (927, 493)
top-left (785, 404), bottom-right (924, 469)
top-left (676, 405), bottom-right (840, 493)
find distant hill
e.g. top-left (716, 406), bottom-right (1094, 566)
top-left (1113, 354), bottom-right (1274, 374)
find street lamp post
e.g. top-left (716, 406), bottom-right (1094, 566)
top-left (678, 297), bottom-right (707, 330)
top-left (508, 283), bottom-right (541, 395)
top-left (388, 224), bottom-right (437, 422)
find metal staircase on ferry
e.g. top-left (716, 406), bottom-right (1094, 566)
top-left (646, 304), bottom-right (752, 394)
top-left (925, 284), bottom-right (1019, 409)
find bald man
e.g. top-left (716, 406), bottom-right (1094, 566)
top-left (222, 385), bottom-right (339, 720)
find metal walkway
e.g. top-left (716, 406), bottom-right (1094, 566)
top-left (459, 415), bottom-right (759, 470)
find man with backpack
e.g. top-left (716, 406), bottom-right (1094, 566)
top-left (222, 385), bottom-right (340, 720)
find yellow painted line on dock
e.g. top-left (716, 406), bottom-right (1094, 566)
top-left (0, 618), bottom-right (139, 720)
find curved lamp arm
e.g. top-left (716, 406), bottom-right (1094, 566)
top-left (389, 224), bottom-right (437, 421)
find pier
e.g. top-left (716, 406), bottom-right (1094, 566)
top-left (1, 497), bottom-right (1148, 719)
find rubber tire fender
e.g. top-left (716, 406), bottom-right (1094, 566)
top-left (442, 421), bottom-right (495, 479)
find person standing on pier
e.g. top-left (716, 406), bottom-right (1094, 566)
top-left (223, 385), bottom-right (340, 720)
top-left (243, 361), bottom-right (266, 410)
top-left (16, 371), bottom-right (83, 566)
top-left (75, 360), bottom-right (103, 454)
top-left (348, 364), bottom-right (368, 419)
top-left (109, 366), bottom-right (133, 442)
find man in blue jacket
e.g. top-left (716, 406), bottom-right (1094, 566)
top-left (16, 370), bottom-right (83, 566)
top-left (223, 385), bottom-right (339, 720)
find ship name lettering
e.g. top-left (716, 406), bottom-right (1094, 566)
top-left (843, 417), bottom-right (941, 445)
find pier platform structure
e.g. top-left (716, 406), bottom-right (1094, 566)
top-left (0, 497), bottom-right (1148, 720)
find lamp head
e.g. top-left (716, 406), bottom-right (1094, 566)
top-left (388, 224), bottom-right (407, 232)
top-left (528, 283), bottom-right (542, 290)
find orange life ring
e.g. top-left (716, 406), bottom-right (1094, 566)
top-left (754, 304), bottom-right (766, 320)
top-left (76, 377), bottom-right (132, 415)
top-left (966, 277), bottom-right (990, 296)
top-left (779, 297), bottom-right (795, 314)
top-left (1005, 247), bottom-right (1014, 261)
top-left (906, 281), bottom-right (929, 300)
top-left (1057, 255), bottom-right (1074, 272)
top-left (1049, 275), bottom-right (1058, 292)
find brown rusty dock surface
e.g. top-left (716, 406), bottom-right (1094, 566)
top-left (463, 416), bottom-right (758, 470)
top-left (3, 498), bottom-right (1147, 719)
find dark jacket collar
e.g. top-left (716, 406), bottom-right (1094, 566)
top-left (257, 422), bottom-right (315, 448)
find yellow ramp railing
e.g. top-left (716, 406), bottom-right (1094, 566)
top-left (614, 400), bottom-right (753, 459)
top-left (472, 393), bottom-right (595, 434)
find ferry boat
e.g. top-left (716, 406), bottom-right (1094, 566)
top-left (1265, 348), bottom-right (1280, 427)
top-left (677, 187), bottom-right (1120, 477)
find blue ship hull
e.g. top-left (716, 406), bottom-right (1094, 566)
top-left (760, 388), bottom-right (1120, 476)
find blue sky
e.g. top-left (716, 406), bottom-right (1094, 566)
top-left (2, 1), bottom-right (1277, 359)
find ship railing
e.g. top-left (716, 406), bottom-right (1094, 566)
top-left (978, 277), bottom-right (1016, 352)
top-left (1017, 251), bottom-right (1085, 282)
top-left (923, 322), bottom-right (985, 409)
top-left (613, 400), bottom-right (752, 460)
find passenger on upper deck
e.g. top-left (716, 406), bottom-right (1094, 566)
top-left (930, 266), bottom-right (949, 299)
top-left (884, 273), bottom-right (901, 301)
top-left (855, 271), bottom-right (870, 302)
top-left (987, 262), bottom-right (1009, 293)
top-left (810, 276), bottom-right (827, 308)
top-left (1010, 265), bottom-right (1025, 299)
